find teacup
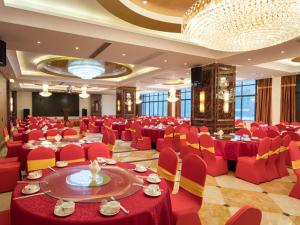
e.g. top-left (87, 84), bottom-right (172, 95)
top-left (106, 159), bottom-right (117, 165)
top-left (101, 201), bottom-right (120, 214)
top-left (135, 164), bottom-right (146, 172)
top-left (145, 184), bottom-right (160, 195)
top-left (56, 161), bottom-right (68, 167)
top-left (147, 173), bottom-right (160, 183)
top-left (27, 170), bottom-right (42, 179)
top-left (23, 184), bottom-right (39, 194)
top-left (55, 201), bottom-right (75, 215)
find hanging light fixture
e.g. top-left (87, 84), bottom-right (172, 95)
top-left (167, 87), bottom-right (179, 103)
top-left (68, 59), bottom-right (105, 79)
top-left (136, 92), bottom-right (142, 104)
top-left (182, 0), bottom-right (300, 52)
top-left (39, 84), bottom-right (52, 97)
top-left (125, 93), bottom-right (133, 112)
top-left (79, 86), bottom-right (90, 98)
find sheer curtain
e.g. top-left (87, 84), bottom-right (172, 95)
top-left (256, 78), bottom-right (272, 124)
top-left (281, 75), bottom-right (296, 123)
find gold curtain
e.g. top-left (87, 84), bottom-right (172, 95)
top-left (256, 78), bottom-right (272, 124)
top-left (281, 75), bottom-right (296, 122)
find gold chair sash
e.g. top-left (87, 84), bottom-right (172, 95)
top-left (187, 142), bottom-right (200, 150)
top-left (157, 166), bottom-right (176, 182)
top-left (179, 134), bottom-right (186, 140)
top-left (279, 146), bottom-right (288, 153)
top-left (164, 133), bottom-right (173, 138)
top-left (64, 135), bottom-right (78, 139)
top-left (268, 147), bottom-right (281, 156)
top-left (256, 152), bottom-right (269, 160)
top-left (67, 158), bottom-right (85, 164)
top-left (292, 159), bottom-right (300, 170)
top-left (200, 145), bottom-right (215, 154)
top-left (180, 176), bottom-right (204, 197)
top-left (27, 158), bottom-right (56, 172)
top-left (4, 135), bottom-right (9, 142)
top-left (297, 141), bottom-right (300, 147)
top-left (107, 144), bottom-right (115, 151)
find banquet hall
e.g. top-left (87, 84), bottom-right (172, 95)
top-left (0, 0), bottom-right (300, 225)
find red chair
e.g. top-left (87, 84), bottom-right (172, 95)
top-left (225, 205), bottom-right (262, 225)
top-left (235, 120), bottom-right (244, 129)
top-left (121, 122), bottom-right (132, 141)
top-left (189, 126), bottom-right (198, 134)
top-left (173, 126), bottom-right (189, 153)
top-left (88, 122), bottom-right (99, 133)
top-left (180, 131), bottom-right (201, 159)
top-left (27, 147), bottom-right (56, 172)
top-left (28, 130), bottom-right (44, 141)
top-left (275, 124), bottom-right (286, 133)
top-left (80, 123), bottom-right (88, 137)
top-left (156, 126), bottom-right (174, 152)
top-left (0, 210), bottom-right (10, 225)
top-left (66, 120), bottom-right (74, 128)
top-left (269, 126), bottom-right (279, 132)
top-left (46, 129), bottom-right (61, 140)
top-left (0, 158), bottom-right (20, 193)
top-left (130, 123), bottom-right (137, 148)
top-left (87, 143), bottom-right (111, 160)
top-left (266, 136), bottom-right (281, 181)
top-left (199, 126), bottom-right (209, 135)
top-left (199, 134), bottom-right (227, 176)
top-left (28, 124), bottom-right (39, 130)
top-left (54, 123), bottom-right (64, 129)
top-left (277, 135), bottom-right (291, 177)
top-left (10, 121), bottom-right (22, 142)
top-left (3, 127), bottom-right (22, 158)
top-left (235, 138), bottom-right (270, 184)
top-left (102, 129), bottom-right (109, 145)
top-left (59, 144), bottom-right (85, 163)
top-left (266, 129), bottom-right (279, 138)
top-left (107, 130), bottom-right (116, 156)
top-left (235, 128), bottom-right (251, 137)
top-left (282, 132), bottom-right (300, 147)
top-left (281, 121), bottom-right (289, 126)
top-left (157, 147), bottom-right (178, 191)
top-left (135, 125), bottom-right (151, 150)
top-left (281, 134), bottom-right (292, 166)
top-left (288, 141), bottom-right (300, 199)
top-left (63, 128), bottom-right (78, 139)
top-left (171, 154), bottom-right (206, 225)
top-left (291, 122), bottom-right (300, 127)
top-left (252, 129), bottom-right (267, 139)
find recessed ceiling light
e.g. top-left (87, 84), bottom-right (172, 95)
top-left (281, 50), bottom-right (285, 54)
top-left (37, 41), bottom-right (41, 44)
top-left (75, 46), bottom-right (79, 50)
top-left (143, 0), bottom-right (148, 4)
top-left (184, 62), bottom-right (188, 66)
top-left (164, 59), bottom-right (168, 63)
top-left (9, 78), bottom-right (15, 83)
top-left (248, 58), bottom-right (252, 61)
top-left (122, 53), bottom-right (126, 57)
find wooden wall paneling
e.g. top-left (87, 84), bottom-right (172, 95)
top-left (91, 94), bottom-right (102, 116)
top-left (116, 87), bottom-right (136, 119)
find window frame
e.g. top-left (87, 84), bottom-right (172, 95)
top-left (180, 87), bottom-right (191, 118)
top-left (141, 91), bottom-right (168, 116)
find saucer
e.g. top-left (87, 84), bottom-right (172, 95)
top-left (22, 184), bottom-right (40, 195)
top-left (99, 207), bottom-right (120, 216)
top-left (54, 206), bottom-right (75, 217)
top-left (56, 161), bottom-right (68, 168)
top-left (144, 188), bottom-right (161, 197)
top-left (27, 171), bottom-right (42, 180)
top-left (134, 167), bottom-right (147, 173)
top-left (106, 159), bottom-right (117, 165)
top-left (147, 176), bottom-right (161, 184)
top-left (96, 157), bottom-right (107, 163)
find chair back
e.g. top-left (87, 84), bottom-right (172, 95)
top-left (87, 143), bottom-right (111, 160)
top-left (235, 128), bottom-right (251, 137)
top-left (252, 129), bottom-right (267, 139)
top-left (29, 124), bottom-right (39, 130)
top-left (107, 130), bottom-right (116, 151)
top-left (270, 136), bottom-right (282, 156)
top-left (46, 129), bottom-right (61, 140)
top-left (186, 131), bottom-right (200, 151)
top-left (59, 144), bottom-right (85, 163)
top-left (275, 124), bottom-right (286, 132)
top-left (3, 127), bottom-right (9, 142)
top-left (199, 126), bottom-right (209, 134)
top-left (130, 123), bottom-right (137, 142)
top-left (164, 126), bottom-right (174, 140)
top-left (289, 141), bottom-right (300, 172)
top-left (225, 205), bottom-right (262, 225)
top-left (179, 154), bottom-right (207, 199)
top-left (10, 121), bottom-right (15, 133)
top-left (135, 124), bottom-right (143, 140)
top-left (256, 137), bottom-right (270, 161)
top-left (270, 126), bottom-right (279, 132)
top-left (199, 134), bottom-right (215, 154)
top-left (291, 122), bottom-right (300, 127)
top-left (189, 126), bottom-right (198, 134)
top-left (80, 123), bottom-right (87, 136)
top-left (28, 130), bottom-right (44, 141)
top-left (63, 128), bottom-right (78, 139)
top-left (157, 147), bottom-right (178, 188)
top-left (27, 147), bottom-right (55, 171)
top-left (102, 129), bottom-right (109, 144)
top-left (282, 132), bottom-right (300, 143)
top-left (266, 129), bottom-right (279, 138)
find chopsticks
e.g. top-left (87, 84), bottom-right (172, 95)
top-left (110, 196), bottom-right (129, 215)
top-left (14, 191), bottom-right (51, 200)
top-left (48, 166), bottom-right (57, 172)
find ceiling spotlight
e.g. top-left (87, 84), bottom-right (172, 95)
top-left (142, 0), bottom-right (148, 4)
top-left (37, 41), bottom-right (41, 45)
top-left (247, 58), bottom-right (252, 61)
top-left (184, 62), bottom-right (188, 66)
top-left (281, 50), bottom-right (285, 54)
top-left (164, 59), bottom-right (168, 63)
top-left (9, 79), bottom-right (15, 83)
top-left (75, 46), bottom-right (79, 50)
top-left (122, 53), bottom-right (126, 57)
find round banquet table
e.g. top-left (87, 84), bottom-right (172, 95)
top-left (141, 128), bottom-right (165, 144)
top-left (112, 123), bottom-right (126, 138)
top-left (214, 138), bottom-right (259, 161)
top-left (11, 162), bottom-right (173, 225)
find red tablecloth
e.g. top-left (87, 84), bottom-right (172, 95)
top-left (141, 128), bottom-right (165, 144)
top-left (95, 120), bottom-right (103, 127)
top-left (214, 139), bottom-right (259, 161)
top-left (112, 124), bottom-right (126, 138)
top-left (11, 162), bottom-right (173, 225)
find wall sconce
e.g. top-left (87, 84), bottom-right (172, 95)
top-left (223, 90), bottom-right (229, 113)
top-left (199, 91), bottom-right (205, 113)
top-left (117, 100), bottom-right (121, 112)
top-left (125, 93), bottom-right (132, 112)
top-left (10, 97), bottom-right (13, 112)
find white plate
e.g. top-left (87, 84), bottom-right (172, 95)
top-left (21, 185), bottom-right (40, 195)
top-left (106, 159), bottom-right (117, 165)
top-left (144, 188), bottom-right (161, 197)
top-left (27, 171), bottom-right (42, 180)
top-left (56, 161), bottom-right (68, 168)
top-left (96, 157), bottom-right (107, 163)
top-left (99, 208), bottom-right (120, 216)
top-left (134, 167), bottom-right (147, 173)
top-left (54, 207), bottom-right (74, 217)
top-left (146, 177), bottom-right (161, 184)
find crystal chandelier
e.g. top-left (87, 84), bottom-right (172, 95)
top-left (167, 87), bottom-right (179, 103)
top-left (39, 84), bottom-right (52, 97)
top-left (79, 86), bottom-right (90, 99)
top-left (182, 0), bottom-right (300, 52)
top-left (68, 59), bottom-right (105, 79)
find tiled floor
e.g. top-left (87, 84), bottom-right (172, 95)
top-left (1, 133), bottom-right (300, 225)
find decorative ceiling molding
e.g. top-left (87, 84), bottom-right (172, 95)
top-left (89, 42), bottom-right (112, 58)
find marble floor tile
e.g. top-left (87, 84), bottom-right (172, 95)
top-left (203, 186), bottom-right (225, 205)
top-left (205, 175), bottom-right (217, 186)
top-left (199, 202), bottom-right (231, 225)
top-left (0, 192), bottom-right (12, 211)
top-left (268, 193), bottom-right (300, 216)
top-left (290, 216), bottom-right (300, 225)
top-left (259, 181), bottom-right (294, 195)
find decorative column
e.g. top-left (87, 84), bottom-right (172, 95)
top-left (116, 87), bottom-right (136, 119)
top-left (191, 64), bottom-right (236, 133)
top-left (91, 94), bottom-right (102, 116)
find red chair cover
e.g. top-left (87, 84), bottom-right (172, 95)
top-left (189, 126), bottom-right (198, 134)
top-left (277, 135), bottom-right (290, 177)
top-left (156, 126), bottom-right (174, 152)
top-left (235, 128), bottom-right (251, 137)
top-left (171, 154), bottom-right (207, 225)
top-left (107, 130), bottom-right (116, 156)
top-left (27, 147), bottom-right (56, 172)
top-left (288, 141), bottom-right (300, 199)
top-left (173, 126), bottom-right (188, 153)
top-left (180, 131), bottom-right (201, 159)
top-left (225, 205), bottom-right (262, 225)
top-left (252, 129), bottom-right (267, 139)
top-left (63, 128), bottom-right (78, 139)
top-left (275, 124), bottom-right (286, 132)
top-left (266, 129), bottom-right (280, 138)
top-left (199, 126), bottom-right (209, 135)
top-left (135, 125), bottom-right (151, 150)
top-left (102, 129), bottom-right (109, 145)
top-left (130, 123), bottom-right (138, 148)
top-left (59, 144), bottom-right (85, 163)
top-left (10, 121), bottom-right (22, 142)
top-left (121, 122), bottom-right (132, 141)
top-left (235, 138), bottom-right (270, 184)
top-left (46, 129), bottom-right (61, 140)
top-left (0, 210), bottom-right (10, 225)
top-left (0, 161), bottom-right (20, 192)
top-left (88, 122), bottom-right (99, 133)
top-left (28, 130), bottom-right (44, 141)
top-left (199, 134), bottom-right (227, 176)
top-left (87, 143), bottom-right (111, 160)
top-left (157, 147), bottom-right (178, 191)
top-left (266, 136), bottom-right (281, 181)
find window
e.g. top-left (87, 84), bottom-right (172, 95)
top-left (235, 80), bottom-right (256, 121)
top-left (181, 88), bottom-right (191, 118)
top-left (141, 92), bottom-right (168, 116)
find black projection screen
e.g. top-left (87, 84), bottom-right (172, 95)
top-left (32, 92), bottom-right (79, 116)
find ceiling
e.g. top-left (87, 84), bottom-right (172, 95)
top-left (0, 0), bottom-right (299, 95)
